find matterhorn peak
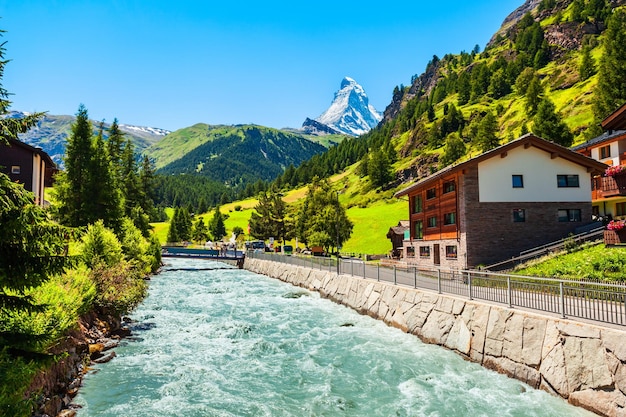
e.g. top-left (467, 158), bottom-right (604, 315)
top-left (303, 77), bottom-right (382, 137)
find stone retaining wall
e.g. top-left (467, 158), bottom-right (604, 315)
top-left (244, 257), bottom-right (626, 417)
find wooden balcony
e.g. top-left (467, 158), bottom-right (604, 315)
top-left (604, 229), bottom-right (626, 245)
top-left (592, 175), bottom-right (626, 198)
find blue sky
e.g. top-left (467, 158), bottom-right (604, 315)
top-left (2, 0), bottom-right (522, 132)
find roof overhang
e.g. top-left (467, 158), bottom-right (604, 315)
top-left (395, 133), bottom-right (608, 198)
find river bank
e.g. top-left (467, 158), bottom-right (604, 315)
top-left (244, 257), bottom-right (626, 417)
top-left (26, 311), bottom-right (132, 417)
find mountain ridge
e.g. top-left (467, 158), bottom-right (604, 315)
top-left (10, 111), bottom-right (169, 166)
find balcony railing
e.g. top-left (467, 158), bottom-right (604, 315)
top-left (593, 174), bottom-right (626, 197)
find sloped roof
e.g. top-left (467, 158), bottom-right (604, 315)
top-left (395, 133), bottom-right (608, 197)
top-left (571, 130), bottom-right (626, 152)
top-left (601, 103), bottom-right (626, 132)
top-left (5, 137), bottom-right (56, 168)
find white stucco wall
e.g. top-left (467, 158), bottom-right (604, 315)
top-left (478, 146), bottom-right (592, 203)
top-left (591, 141), bottom-right (620, 167)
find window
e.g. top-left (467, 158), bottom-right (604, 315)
top-left (513, 209), bottom-right (526, 223)
top-left (445, 245), bottom-right (458, 259)
top-left (11, 165), bottom-right (20, 174)
top-left (600, 145), bottom-right (612, 159)
top-left (617, 202), bottom-right (626, 217)
top-left (426, 187), bottom-right (437, 200)
top-left (512, 175), bottom-right (524, 188)
top-left (557, 175), bottom-right (579, 188)
top-left (406, 246), bottom-right (415, 257)
top-left (558, 209), bottom-right (581, 222)
top-left (443, 212), bottom-right (456, 225)
top-left (443, 181), bottom-right (455, 194)
top-left (414, 220), bottom-right (423, 239)
top-left (412, 194), bottom-right (423, 214)
top-left (419, 246), bottom-right (431, 257)
top-left (427, 216), bottom-right (437, 228)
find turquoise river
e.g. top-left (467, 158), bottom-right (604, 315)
top-left (74, 258), bottom-right (595, 416)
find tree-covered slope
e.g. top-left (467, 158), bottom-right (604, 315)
top-left (154, 124), bottom-right (326, 186)
top-left (274, 0), bottom-right (626, 195)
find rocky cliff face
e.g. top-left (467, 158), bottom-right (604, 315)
top-left (301, 117), bottom-right (341, 135)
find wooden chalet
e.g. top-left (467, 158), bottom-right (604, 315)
top-left (572, 103), bottom-right (626, 244)
top-left (395, 134), bottom-right (607, 269)
top-left (386, 220), bottom-right (409, 258)
top-left (0, 138), bottom-right (57, 206)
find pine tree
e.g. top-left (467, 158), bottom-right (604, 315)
top-left (525, 76), bottom-right (543, 116)
top-left (533, 98), bottom-right (574, 147)
top-left (192, 217), bottom-right (209, 243)
top-left (368, 149), bottom-right (393, 188)
top-left (138, 154), bottom-right (156, 218)
top-left (439, 133), bottom-right (466, 168)
top-left (488, 68), bottom-right (511, 99)
top-left (457, 71), bottom-right (471, 105)
top-left (166, 208), bottom-right (180, 243)
top-left (579, 45), bottom-right (596, 81)
top-left (248, 191), bottom-right (291, 243)
top-left (209, 206), bottom-right (226, 241)
top-left (120, 139), bottom-right (141, 216)
top-left (54, 104), bottom-right (94, 227)
top-left (476, 112), bottom-right (500, 153)
top-left (593, 8), bottom-right (626, 119)
top-left (84, 122), bottom-right (123, 230)
top-left (107, 118), bottom-right (125, 181)
top-left (0, 174), bottom-right (74, 351)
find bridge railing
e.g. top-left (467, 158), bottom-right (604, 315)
top-left (247, 251), bottom-right (626, 327)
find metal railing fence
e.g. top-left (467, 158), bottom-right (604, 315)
top-left (247, 251), bottom-right (626, 327)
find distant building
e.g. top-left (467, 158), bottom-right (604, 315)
top-left (395, 134), bottom-right (606, 269)
top-left (0, 138), bottom-right (57, 206)
top-left (386, 220), bottom-right (409, 259)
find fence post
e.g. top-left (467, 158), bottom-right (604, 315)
top-left (351, 260), bottom-right (354, 276)
top-left (560, 281), bottom-right (566, 318)
top-left (394, 266), bottom-right (397, 285)
top-left (377, 264), bottom-right (380, 282)
top-left (414, 267), bottom-right (417, 289)
top-left (468, 271), bottom-right (473, 300)
top-left (507, 276), bottom-right (512, 308)
top-left (437, 269), bottom-right (442, 294)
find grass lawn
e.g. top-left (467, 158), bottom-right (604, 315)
top-left (342, 199), bottom-right (406, 255)
top-left (513, 242), bottom-right (626, 281)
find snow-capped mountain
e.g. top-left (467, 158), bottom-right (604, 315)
top-left (304, 77), bottom-right (382, 137)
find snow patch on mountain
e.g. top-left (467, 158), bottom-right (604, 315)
top-left (311, 77), bottom-right (382, 137)
top-left (119, 124), bottom-right (170, 137)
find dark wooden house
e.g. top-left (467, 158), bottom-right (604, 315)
top-left (0, 138), bottom-right (56, 206)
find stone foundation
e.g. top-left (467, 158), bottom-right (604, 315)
top-left (244, 257), bottom-right (626, 417)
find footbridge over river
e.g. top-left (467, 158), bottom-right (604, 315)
top-left (161, 246), bottom-right (246, 268)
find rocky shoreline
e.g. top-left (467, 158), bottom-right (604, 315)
top-left (28, 312), bottom-right (131, 417)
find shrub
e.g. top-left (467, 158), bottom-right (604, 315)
top-left (90, 261), bottom-right (147, 316)
top-left (118, 217), bottom-right (151, 273)
top-left (80, 221), bottom-right (123, 268)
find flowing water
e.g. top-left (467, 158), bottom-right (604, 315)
top-left (74, 258), bottom-right (594, 416)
